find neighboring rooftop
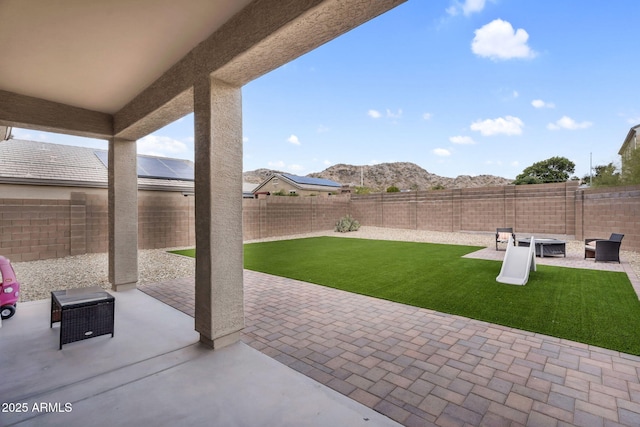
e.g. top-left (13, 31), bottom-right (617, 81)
top-left (619, 123), bottom-right (640, 156)
top-left (280, 173), bottom-right (341, 188)
top-left (252, 172), bottom-right (342, 195)
top-left (0, 139), bottom-right (194, 191)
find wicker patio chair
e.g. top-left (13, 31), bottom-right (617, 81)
top-left (496, 227), bottom-right (516, 251)
top-left (584, 233), bottom-right (624, 263)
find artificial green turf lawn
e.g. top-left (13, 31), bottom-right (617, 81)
top-left (171, 237), bottom-right (640, 355)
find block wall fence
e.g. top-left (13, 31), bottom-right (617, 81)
top-left (1, 181), bottom-right (639, 261)
top-left (0, 190), bottom-right (196, 262)
top-left (350, 182), bottom-right (579, 236)
top-left (350, 182), bottom-right (640, 252)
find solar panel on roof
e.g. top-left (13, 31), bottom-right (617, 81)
top-left (138, 156), bottom-right (171, 178)
top-left (282, 173), bottom-right (340, 187)
top-left (94, 151), bottom-right (194, 181)
top-left (158, 158), bottom-right (194, 180)
top-left (94, 151), bottom-right (108, 167)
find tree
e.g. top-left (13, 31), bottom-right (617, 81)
top-left (513, 156), bottom-right (575, 185)
top-left (621, 148), bottom-right (640, 185)
top-left (586, 162), bottom-right (620, 187)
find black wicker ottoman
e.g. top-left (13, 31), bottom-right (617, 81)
top-left (50, 287), bottom-right (115, 349)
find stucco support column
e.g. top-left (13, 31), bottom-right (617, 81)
top-left (108, 138), bottom-right (138, 291)
top-left (193, 77), bottom-right (244, 349)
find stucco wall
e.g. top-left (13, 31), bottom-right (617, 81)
top-left (0, 186), bottom-right (195, 261)
top-left (0, 198), bottom-right (71, 261)
top-left (1, 181), bottom-right (640, 261)
top-left (351, 182), bottom-right (640, 251)
top-left (0, 187), bottom-right (350, 261)
top-left (352, 182), bottom-right (580, 235)
top-left (242, 195), bottom-right (350, 240)
top-left (577, 185), bottom-right (640, 249)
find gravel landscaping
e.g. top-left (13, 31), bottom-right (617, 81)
top-left (10, 226), bottom-right (640, 302)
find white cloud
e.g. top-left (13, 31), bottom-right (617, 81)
top-left (547, 116), bottom-right (593, 130)
top-left (242, 136), bottom-right (249, 143)
top-left (287, 134), bottom-right (301, 145)
top-left (317, 125), bottom-right (330, 133)
top-left (511, 161), bottom-right (519, 167)
top-left (423, 112), bottom-right (433, 121)
top-left (368, 109), bottom-right (382, 119)
top-left (369, 159), bottom-right (381, 165)
top-left (433, 148), bottom-right (451, 157)
top-left (369, 109), bottom-right (403, 120)
top-left (497, 88), bottom-right (519, 101)
top-left (626, 116), bottom-right (640, 125)
top-left (323, 160), bottom-right (332, 166)
top-left (12, 129), bottom-right (50, 141)
top-left (463, 0), bottom-right (486, 15)
top-left (386, 109), bottom-right (403, 119)
top-left (532, 99), bottom-right (556, 109)
top-left (447, 0), bottom-right (486, 16)
top-left (138, 135), bottom-right (189, 157)
top-left (471, 19), bottom-right (536, 60)
top-left (10, 129), bottom-right (30, 139)
top-left (449, 135), bottom-right (476, 144)
top-left (471, 116), bottom-right (524, 136)
top-left (268, 160), bottom-right (285, 169)
top-left (266, 161), bottom-right (306, 173)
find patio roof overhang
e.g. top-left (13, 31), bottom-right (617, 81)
top-left (0, 0), bottom-right (407, 349)
top-left (0, 0), bottom-right (406, 140)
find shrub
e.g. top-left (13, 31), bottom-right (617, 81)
top-left (272, 189), bottom-right (299, 196)
top-left (386, 185), bottom-right (400, 192)
top-left (354, 186), bottom-right (372, 195)
top-left (335, 215), bottom-right (360, 233)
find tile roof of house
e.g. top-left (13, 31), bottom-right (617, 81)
top-left (0, 139), bottom-right (194, 191)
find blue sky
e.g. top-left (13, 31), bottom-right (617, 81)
top-left (13, 0), bottom-right (640, 180)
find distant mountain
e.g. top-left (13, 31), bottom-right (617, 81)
top-left (243, 162), bottom-right (512, 192)
top-left (243, 168), bottom-right (281, 185)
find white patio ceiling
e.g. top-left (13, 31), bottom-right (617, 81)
top-left (0, 0), bottom-right (406, 141)
top-left (0, 0), bottom-right (253, 114)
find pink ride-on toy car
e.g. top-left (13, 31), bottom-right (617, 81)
top-left (0, 256), bottom-right (20, 319)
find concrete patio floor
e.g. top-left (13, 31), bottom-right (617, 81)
top-left (0, 289), bottom-right (400, 427)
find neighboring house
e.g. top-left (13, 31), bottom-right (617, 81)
top-left (619, 123), bottom-right (640, 172)
top-left (0, 139), bottom-right (194, 193)
top-left (0, 139), bottom-right (199, 260)
top-left (242, 182), bottom-right (258, 198)
top-left (252, 173), bottom-right (341, 197)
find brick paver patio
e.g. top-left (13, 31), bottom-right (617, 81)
top-left (140, 268), bottom-right (640, 426)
